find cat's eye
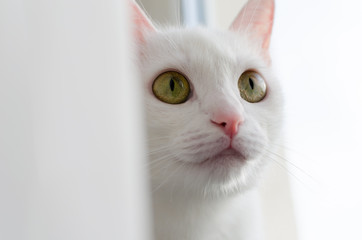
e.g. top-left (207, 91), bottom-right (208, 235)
top-left (152, 71), bottom-right (190, 104)
top-left (238, 71), bottom-right (267, 103)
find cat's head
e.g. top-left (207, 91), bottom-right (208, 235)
top-left (132, 0), bottom-right (282, 198)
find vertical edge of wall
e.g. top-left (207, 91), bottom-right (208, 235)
top-left (0, 0), bottom-right (152, 239)
top-left (118, 1), bottom-right (153, 240)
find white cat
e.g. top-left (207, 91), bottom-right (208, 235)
top-left (132, 0), bottom-right (282, 239)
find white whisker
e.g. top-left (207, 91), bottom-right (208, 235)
top-left (264, 148), bottom-right (318, 183)
top-left (152, 161), bottom-right (186, 193)
top-left (148, 145), bottom-right (171, 155)
top-left (145, 153), bottom-right (175, 168)
top-left (267, 155), bottom-right (312, 190)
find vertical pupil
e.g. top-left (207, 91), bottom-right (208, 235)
top-left (170, 78), bottom-right (175, 91)
top-left (249, 78), bottom-right (254, 90)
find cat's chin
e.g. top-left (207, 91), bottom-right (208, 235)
top-left (150, 146), bottom-right (263, 199)
top-left (178, 147), bottom-right (263, 197)
top-left (196, 148), bottom-right (247, 168)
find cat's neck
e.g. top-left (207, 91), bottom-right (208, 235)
top-left (152, 189), bottom-right (264, 240)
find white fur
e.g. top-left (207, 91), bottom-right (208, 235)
top-left (139, 27), bottom-right (282, 240)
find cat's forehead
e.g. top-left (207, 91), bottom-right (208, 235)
top-left (141, 28), bottom-right (267, 81)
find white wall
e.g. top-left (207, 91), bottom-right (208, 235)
top-left (0, 0), bottom-right (151, 239)
top-left (273, 0), bottom-right (362, 239)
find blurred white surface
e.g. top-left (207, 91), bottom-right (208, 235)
top-left (273, 0), bottom-right (362, 239)
top-left (0, 0), bottom-right (151, 239)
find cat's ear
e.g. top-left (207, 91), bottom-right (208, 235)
top-left (129, 0), bottom-right (155, 42)
top-left (230, 0), bottom-right (274, 50)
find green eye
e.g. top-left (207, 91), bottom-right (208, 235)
top-left (238, 71), bottom-right (267, 103)
top-left (152, 71), bottom-right (190, 104)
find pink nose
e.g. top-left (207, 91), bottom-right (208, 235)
top-left (211, 112), bottom-right (243, 137)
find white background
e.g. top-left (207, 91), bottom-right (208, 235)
top-left (273, 0), bottom-right (362, 239)
top-left (0, 0), bottom-right (151, 239)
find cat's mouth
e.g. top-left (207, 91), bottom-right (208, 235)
top-left (197, 148), bottom-right (246, 167)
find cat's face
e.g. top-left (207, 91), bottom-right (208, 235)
top-left (134, 0), bottom-right (281, 197)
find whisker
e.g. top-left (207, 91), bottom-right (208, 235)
top-left (144, 153), bottom-right (175, 168)
top-left (150, 158), bottom-right (175, 176)
top-left (146, 136), bottom-right (170, 141)
top-left (264, 148), bottom-right (318, 183)
top-left (145, 158), bottom-right (166, 170)
top-left (147, 146), bottom-right (170, 155)
top-left (266, 155), bottom-right (316, 192)
top-left (152, 161), bottom-right (186, 193)
top-left (268, 141), bottom-right (314, 161)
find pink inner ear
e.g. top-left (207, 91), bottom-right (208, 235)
top-left (129, 0), bottom-right (155, 41)
top-left (230, 0), bottom-right (274, 50)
